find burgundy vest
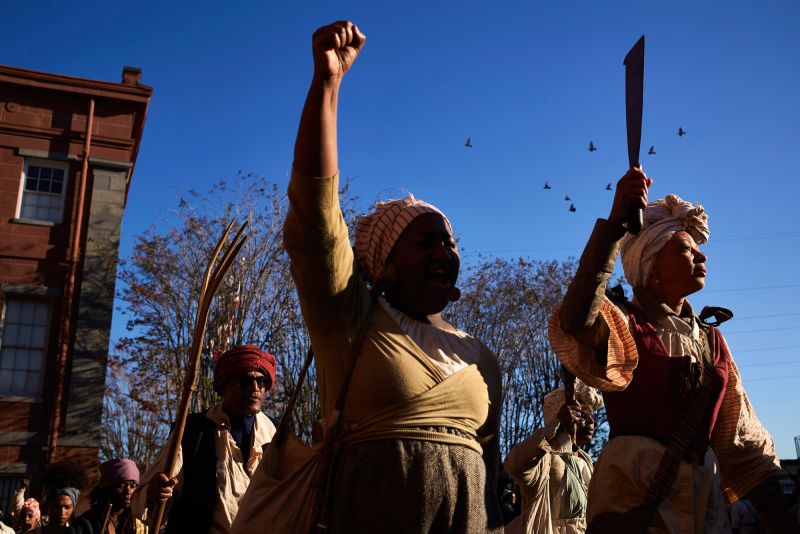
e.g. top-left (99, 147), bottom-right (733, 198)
top-left (603, 303), bottom-right (730, 457)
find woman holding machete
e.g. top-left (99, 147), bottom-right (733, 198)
top-left (548, 168), bottom-right (797, 533)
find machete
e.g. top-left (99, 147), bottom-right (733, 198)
top-left (624, 35), bottom-right (645, 234)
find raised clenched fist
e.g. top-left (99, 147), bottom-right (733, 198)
top-left (312, 21), bottom-right (366, 81)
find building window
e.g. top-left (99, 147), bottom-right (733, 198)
top-left (18, 159), bottom-right (69, 223)
top-left (0, 299), bottom-right (50, 397)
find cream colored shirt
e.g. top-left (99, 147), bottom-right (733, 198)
top-left (628, 290), bottom-right (707, 362)
top-left (505, 419), bottom-right (593, 534)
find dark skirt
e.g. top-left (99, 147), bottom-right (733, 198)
top-left (326, 438), bottom-right (504, 533)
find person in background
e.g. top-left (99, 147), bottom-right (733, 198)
top-left (504, 380), bottom-right (602, 534)
top-left (12, 498), bottom-right (40, 532)
top-left (0, 505), bottom-right (14, 533)
top-left (10, 480), bottom-right (30, 525)
top-left (35, 487), bottom-right (90, 533)
top-left (82, 459), bottom-right (146, 534)
top-left (500, 489), bottom-right (518, 525)
top-left (728, 498), bottom-right (758, 534)
top-left (134, 344), bottom-right (277, 534)
top-left (32, 461), bottom-right (90, 533)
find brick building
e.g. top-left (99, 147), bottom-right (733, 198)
top-left (0, 65), bottom-right (151, 510)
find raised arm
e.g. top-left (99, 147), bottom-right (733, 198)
top-left (284, 21), bottom-right (368, 316)
top-left (293, 21), bottom-right (365, 177)
top-left (504, 405), bottom-right (587, 496)
top-left (284, 22), bottom-right (369, 412)
top-left (558, 168), bottom-right (652, 352)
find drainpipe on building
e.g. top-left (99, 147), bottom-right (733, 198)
top-left (47, 97), bottom-right (94, 464)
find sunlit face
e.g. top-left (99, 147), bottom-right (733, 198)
top-left (221, 370), bottom-right (268, 416)
top-left (110, 480), bottom-right (138, 509)
top-left (49, 495), bottom-right (73, 527)
top-left (648, 231), bottom-right (707, 299)
top-left (383, 213), bottom-right (460, 320)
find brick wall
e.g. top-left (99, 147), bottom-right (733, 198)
top-left (0, 66), bottom-right (150, 497)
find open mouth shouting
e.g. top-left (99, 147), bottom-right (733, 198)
top-left (427, 265), bottom-right (455, 291)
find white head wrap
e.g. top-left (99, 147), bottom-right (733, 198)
top-left (620, 194), bottom-right (710, 288)
top-left (542, 378), bottom-right (603, 424)
top-left (354, 195), bottom-right (456, 282)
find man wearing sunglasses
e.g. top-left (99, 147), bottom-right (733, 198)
top-left (135, 345), bottom-right (277, 534)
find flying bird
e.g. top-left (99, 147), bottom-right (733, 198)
top-left (569, 203), bottom-right (576, 212)
top-left (544, 181), bottom-right (552, 189)
top-left (588, 141), bottom-right (597, 152)
top-left (564, 194), bottom-right (571, 201)
top-left (605, 183), bottom-right (612, 191)
top-left (464, 137), bottom-right (473, 148)
top-left (678, 128), bottom-right (686, 137)
top-left (648, 145), bottom-right (656, 155)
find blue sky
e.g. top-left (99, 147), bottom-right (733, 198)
top-left (4, 0), bottom-right (799, 458)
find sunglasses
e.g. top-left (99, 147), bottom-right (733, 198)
top-left (235, 375), bottom-right (269, 389)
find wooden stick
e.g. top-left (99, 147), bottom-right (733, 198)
top-left (99, 502), bottom-right (113, 534)
top-left (149, 219), bottom-right (248, 532)
top-left (562, 364), bottom-right (578, 443)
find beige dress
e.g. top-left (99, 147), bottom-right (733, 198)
top-left (279, 168), bottom-right (504, 533)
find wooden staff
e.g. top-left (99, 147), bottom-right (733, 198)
top-left (149, 219), bottom-right (248, 532)
top-left (99, 502), bottom-right (113, 534)
top-left (562, 364), bottom-right (578, 443)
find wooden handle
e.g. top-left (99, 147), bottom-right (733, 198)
top-left (627, 206), bottom-right (643, 234)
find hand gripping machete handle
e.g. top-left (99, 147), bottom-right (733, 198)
top-left (624, 36), bottom-right (645, 234)
top-left (562, 365), bottom-right (578, 443)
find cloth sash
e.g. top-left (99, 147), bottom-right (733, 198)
top-left (340, 363), bottom-right (488, 455)
top-left (232, 364), bottom-right (488, 533)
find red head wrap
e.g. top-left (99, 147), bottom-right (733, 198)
top-left (213, 344), bottom-right (276, 393)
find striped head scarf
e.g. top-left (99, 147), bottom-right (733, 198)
top-left (620, 194), bottom-right (710, 288)
top-left (354, 194), bottom-right (456, 282)
top-left (19, 498), bottom-right (41, 523)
